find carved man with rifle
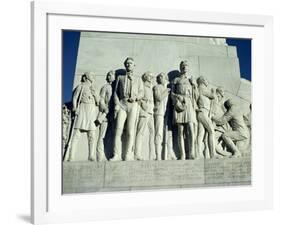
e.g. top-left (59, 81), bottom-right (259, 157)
top-left (64, 72), bottom-right (99, 162)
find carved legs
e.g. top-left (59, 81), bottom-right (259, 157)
top-left (111, 103), bottom-right (139, 161)
top-left (111, 110), bottom-right (126, 161)
top-left (154, 115), bottom-right (164, 160)
top-left (96, 121), bottom-right (108, 161)
top-left (88, 130), bottom-right (97, 161)
top-left (177, 122), bottom-right (195, 160)
top-left (177, 124), bottom-right (186, 160)
top-left (147, 115), bottom-right (155, 160)
top-left (66, 129), bottom-right (97, 162)
top-left (221, 130), bottom-right (246, 157)
top-left (197, 122), bottom-right (205, 159)
top-left (65, 129), bottom-right (81, 161)
top-left (187, 122), bottom-right (196, 159)
top-left (197, 111), bottom-right (218, 158)
top-left (135, 117), bottom-right (148, 160)
top-left (124, 105), bottom-right (138, 161)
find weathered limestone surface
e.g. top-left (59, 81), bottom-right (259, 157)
top-left (69, 32), bottom-right (251, 161)
top-left (63, 157), bottom-right (251, 194)
top-left (74, 32), bottom-right (240, 95)
top-left (63, 32), bottom-right (251, 192)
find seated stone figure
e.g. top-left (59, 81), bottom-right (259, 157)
top-left (209, 87), bottom-right (232, 158)
top-left (212, 99), bottom-right (250, 158)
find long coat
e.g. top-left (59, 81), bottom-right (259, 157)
top-left (72, 82), bottom-right (98, 131)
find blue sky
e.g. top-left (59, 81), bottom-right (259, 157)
top-left (62, 31), bottom-right (251, 103)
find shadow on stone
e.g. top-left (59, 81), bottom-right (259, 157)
top-left (17, 214), bottom-right (30, 223)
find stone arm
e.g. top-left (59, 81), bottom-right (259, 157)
top-left (99, 86), bottom-right (108, 113)
top-left (212, 110), bottom-right (233, 126)
top-left (199, 86), bottom-right (215, 99)
top-left (136, 78), bottom-right (144, 101)
top-left (189, 77), bottom-right (199, 109)
top-left (189, 76), bottom-right (196, 87)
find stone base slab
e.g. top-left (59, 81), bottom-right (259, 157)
top-left (63, 157), bottom-right (251, 194)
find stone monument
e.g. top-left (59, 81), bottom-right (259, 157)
top-left (62, 31), bottom-right (251, 194)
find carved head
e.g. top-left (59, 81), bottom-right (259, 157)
top-left (179, 60), bottom-right (189, 74)
top-left (197, 76), bottom-right (208, 86)
top-left (106, 70), bottom-right (115, 83)
top-left (82, 72), bottom-right (95, 83)
top-left (124, 57), bottom-right (135, 72)
top-left (156, 72), bottom-right (167, 84)
top-left (224, 99), bottom-right (234, 110)
top-left (142, 71), bottom-right (153, 83)
top-left (216, 87), bottom-right (224, 99)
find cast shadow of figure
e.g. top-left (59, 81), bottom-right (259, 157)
top-left (167, 70), bottom-right (181, 159)
top-left (115, 69), bottom-right (126, 78)
top-left (17, 214), bottom-right (30, 224)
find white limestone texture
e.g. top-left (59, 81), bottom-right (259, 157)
top-left (63, 31), bottom-right (251, 162)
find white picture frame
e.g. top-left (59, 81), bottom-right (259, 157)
top-left (31, 1), bottom-right (273, 224)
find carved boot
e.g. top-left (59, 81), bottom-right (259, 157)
top-left (88, 136), bottom-right (97, 162)
top-left (155, 144), bottom-right (162, 161)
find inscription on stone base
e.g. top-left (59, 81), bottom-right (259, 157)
top-left (63, 157), bottom-right (251, 194)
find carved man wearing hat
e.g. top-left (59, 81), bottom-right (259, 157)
top-left (64, 72), bottom-right (99, 162)
top-left (171, 60), bottom-right (197, 160)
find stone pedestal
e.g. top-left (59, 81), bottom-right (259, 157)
top-left (63, 157), bottom-right (251, 194)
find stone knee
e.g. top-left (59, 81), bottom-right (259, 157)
top-left (114, 127), bottom-right (123, 138)
top-left (155, 134), bottom-right (162, 145)
top-left (87, 131), bottom-right (95, 145)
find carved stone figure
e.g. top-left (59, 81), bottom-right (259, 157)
top-left (62, 104), bottom-right (71, 151)
top-left (95, 70), bottom-right (115, 161)
top-left (135, 72), bottom-right (155, 160)
top-left (111, 57), bottom-right (144, 161)
top-left (196, 76), bottom-right (221, 159)
top-left (171, 60), bottom-right (197, 160)
top-left (244, 104), bottom-right (251, 129)
top-left (64, 72), bottom-right (99, 162)
top-left (212, 99), bottom-right (250, 158)
top-left (153, 73), bottom-right (177, 160)
top-left (211, 87), bottom-right (232, 157)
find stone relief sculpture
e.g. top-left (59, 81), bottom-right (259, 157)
top-left (64, 72), bottom-right (99, 162)
top-left (62, 33), bottom-right (252, 195)
top-left (62, 59), bottom-right (251, 162)
top-left (62, 104), bottom-right (71, 150)
top-left (212, 99), bottom-right (250, 158)
top-left (135, 72), bottom-right (155, 160)
top-left (110, 57), bottom-right (144, 161)
top-left (196, 76), bottom-right (221, 159)
top-left (211, 87), bottom-right (232, 157)
top-left (171, 60), bottom-right (197, 160)
top-left (153, 73), bottom-right (177, 160)
top-left (95, 70), bottom-right (115, 161)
